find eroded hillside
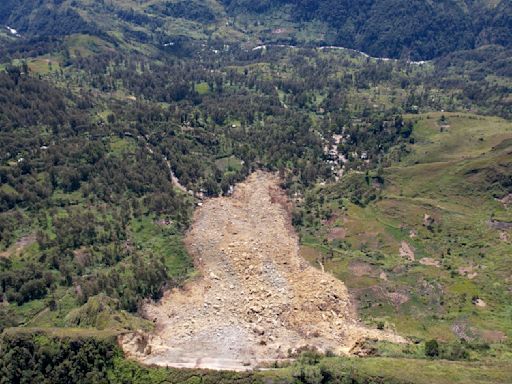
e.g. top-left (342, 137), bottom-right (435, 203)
top-left (121, 172), bottom-right (404, 370)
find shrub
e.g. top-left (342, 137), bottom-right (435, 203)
top-left (425, 339), bottom-right (440, 358)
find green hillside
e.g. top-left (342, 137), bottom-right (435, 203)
top-left (0, 1), bottom-right (511, 383)
top-left (222, 0), bottom-right (512, 59)
top-left (0, 0), bottom-right (511, 59)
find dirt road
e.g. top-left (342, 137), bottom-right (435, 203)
top-left (121, 172), bottom-right (404, 370)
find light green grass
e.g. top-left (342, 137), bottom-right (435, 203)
top-left (130, 216), bottom-right (192, 277)
top-left (299, 113), bottom-right (512, 348)
top-left (195, 82), bottom-right (210, 95)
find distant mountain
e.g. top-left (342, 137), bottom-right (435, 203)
top-left (222, 0), bottom-right (512, 59)
top-left (0, 0), bottom-right (510, 60)
top-left (0, 0), bottom-right (102, 39)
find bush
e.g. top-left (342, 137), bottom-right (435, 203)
top-left (425, 339), bottom-right (440, 358)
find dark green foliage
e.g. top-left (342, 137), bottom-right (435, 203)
top-left (149, 1), bottom-right (218, 23)
top-left (425, 339), bottom-right (439, 358)
top-left (337, 172), bottom-right (381, 207)
top-left (1, 0), bottom-right (511, 60)
top-left (0, 332), bottom-right (116, 384)
top-left (1, 0), bottom-right (101, 39)
top-left (223, 0), bottom-right (511, 60)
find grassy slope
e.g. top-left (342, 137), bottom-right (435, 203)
top-left (296, 112), bottom-right (512, 381)
top-left (317, 356), bottom-right (512, 384)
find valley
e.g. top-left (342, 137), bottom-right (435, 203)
top-left (0, 1), bottom-right (511, 383)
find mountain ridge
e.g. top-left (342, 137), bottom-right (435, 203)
top-left (0, 0), bottom-right (510, 60)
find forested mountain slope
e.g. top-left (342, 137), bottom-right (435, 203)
top-left (0, 1), bottom-right (511, 383)
top-left (0, 0), bottom-right (511, 59)
top-left (223, 0), bottom-right (512, 59)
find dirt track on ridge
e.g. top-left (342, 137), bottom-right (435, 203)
top-left (121, 172), bottom-right (404, 370)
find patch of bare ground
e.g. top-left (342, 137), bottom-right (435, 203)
top-left (458, 265), bottom-right (479, 280)
top-left (479, 329), bottom-right (507, 343)
top-left (0, 235), bottom-right (36, 259)
top-left (419, 258), bottom-right (440, 268)
top-left (472, 298), bottom-right (487, 308)
top-left (498, 193), bottom-right (512, 208)
top-left (121, 172), bottom-right (405, 371)
top-left (488, 219), bottom-right (512, 230)
top-left (327, 227), bottom-right (347, 241)
top-left (399, 241), bottom-right (415, 261)
top-left (349, 261), bottom-right (378, 277)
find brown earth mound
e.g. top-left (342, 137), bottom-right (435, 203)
top-left (121, 172), bottom-right (404, 370)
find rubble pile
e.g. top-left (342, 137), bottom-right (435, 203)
top-left (121, 172), bottom-right (404, 370)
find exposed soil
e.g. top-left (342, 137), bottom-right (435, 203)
top-left (399, 241), bottom-right (415, 261)
top-left (121, 172), bottom-right (404, 370)
top-left (419, 258), bottom-right (440, 268)
top-left (479, 329), bottom-right (507, 343)
top-left (488, 219), bottom-right (512, 230)
top-left (327, 227), bottom-right (347, 241)
top-left (0, 235), bottom-right (36, 259)
top-left (458, 265), bottom-right (479, 280)
top-left (473, 298), bottom-right (487, 308)
top-left (499, 193), bottom-right (512, 208)
top-left (451, 320), bottom-right (477, 341)
top-left (349, 261), bottom-right (378, 277)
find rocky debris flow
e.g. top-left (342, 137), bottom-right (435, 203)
top-left (121, 172), bottom-right (404, 370)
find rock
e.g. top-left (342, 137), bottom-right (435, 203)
top-left (472, 298), bottom-right (487, 307)
top-left (399, 241), bottom-right (415, 261)
top-left (210, 272), bottom-right (220, 280)
top-left (253, 325), bottom-right (265, 335)
top-left (423, 214), bottom-right (435, 228)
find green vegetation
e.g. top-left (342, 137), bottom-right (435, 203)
top-left (0, 0), bottom-right (511, 61)
top-left (0, 1), bottom-right (511, 383)
top-left (2, 330), bottom-right (511, 384)
top-left (224, 0), bottom-right (512, 60)
top-left (294, 113), bottom-right (512, 370)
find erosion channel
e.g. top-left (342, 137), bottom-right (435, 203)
top-left (121, 172), bottom-right (404, 370)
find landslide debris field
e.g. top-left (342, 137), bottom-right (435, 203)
top-left (121, 172), bottom-right (404, 370)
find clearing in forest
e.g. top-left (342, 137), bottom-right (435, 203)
top-left (121, 172), bottom-right (404, 370)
